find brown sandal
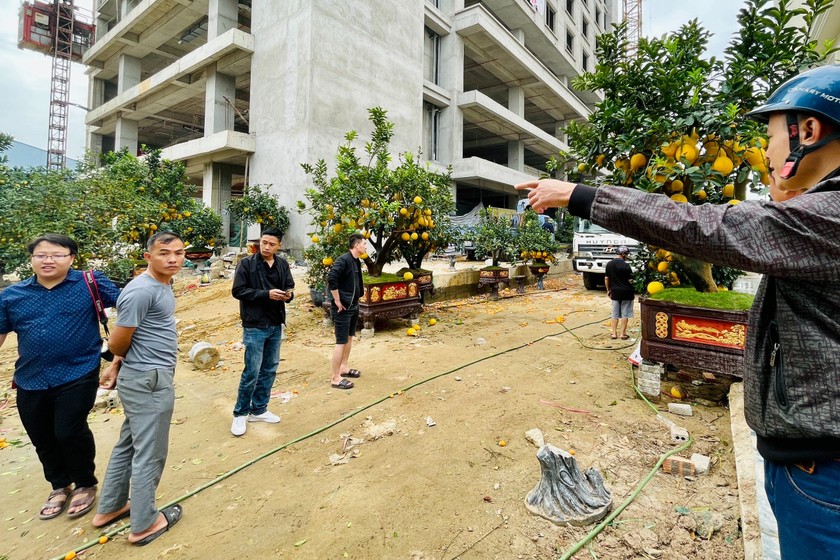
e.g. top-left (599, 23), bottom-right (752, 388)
top-left (67, 486), bottom-right (97, 519)
top-left (39, 487), bottom-right (71, 520)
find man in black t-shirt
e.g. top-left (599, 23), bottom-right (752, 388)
top-left (604, 246), bottom-right (634, 340)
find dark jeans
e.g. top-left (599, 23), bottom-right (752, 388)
top-left (233, 326), bottom-right (282, 417)
top-left (332, 304), bottom-right (359, 344)
top-left (16, 368), bottom-right (99, 490)
top-left (765, 458), bottom-right (840, 558)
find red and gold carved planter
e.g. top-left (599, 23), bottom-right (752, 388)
top-left (641, 297), bottom-right (749, 378)
top-left (361, 280), bottom-right (419, 304)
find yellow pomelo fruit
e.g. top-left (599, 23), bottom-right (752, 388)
top-left (403, 272), bottom-right (414, 280)
top-left (728, 199), bottom-right (741, 205)
top-left (670, 193), bottom-right (688, 203)
top-left (333, 224), bottom-right (343, 233)
top-left (429, 318), bottom-right (437, 326)
top-left (421, 232), bottom-right (429, 240)
top-left (399, 207), bottom-right (408, 216)
top-left (406, 328), bottom-right (416, 336)
top-left (577, 163), bottom-right (589, 172)
top-left (359, 252), bottom-right (368, 259)
top-left (647, 281), bottom-right (665, 294)
top-left (410, 232), bottom-right (418, 240)
top-left (722, 183), bottom-right (735, 198)
top-left (695, 189), bottom-right (707, 201)
top-left (712, 156), bottom-right (734, 176)
top-left (676, 144), bottom-right (699, 164)
top-left (310, 235), bottom-right (320, 243)
top-left (322, 257), bottom-right (333, 266)
top-left (670, 179), bottom-right (684, 193)
top-left (661, 142), bottom-right (679, 157)
top-left (630, 153), bottom-right (647, 171)
top-left (670, 385), bottom-right (685, 399)
top-left (413, 196), bottom-right (422, 204)
top-left (595, 154), bottom-right (606, 166)
top-left (401, 232), bottom-right (411, 241)
top-left (657, 261), bottom-right (669, 273)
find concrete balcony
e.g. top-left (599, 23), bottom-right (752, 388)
top-left (454, 4), bottom-right (591, 122)
top-left (86, 28), bottom-right (252, 134)
top-left (160, 129), bottom-right (255, 176)
top-left (458, 90), bottom-right (568, 158)
top-left (451, 156), bottom-right (538, 193)
top-left (85, 0), bottom-right (211, 80)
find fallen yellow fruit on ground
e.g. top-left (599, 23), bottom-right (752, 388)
top-left (670, 385), bottom-right (685, 399)
top-left (498, 440), bottom-right (507, 447)
top-left (406, 328), bottom-right (416, 336)
top-left (429, 318), bottom-right (437, 325)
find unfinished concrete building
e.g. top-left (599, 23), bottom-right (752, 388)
top-left (83, 0), bottom-right (616, 254)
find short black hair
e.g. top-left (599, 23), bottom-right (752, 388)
top-left (27, 234), bottom-right (78, 256)
top-left (147, 231), bottom-right (183, 250)
top-left (260, 227), bottom-right (284, 242)
top-left (348, 233), bottom-right (365, 249)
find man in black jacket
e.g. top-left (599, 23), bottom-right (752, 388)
top-left (327, 233), bottom-right (366, 390)
top-left (230, 227), bottom-right (295, 436)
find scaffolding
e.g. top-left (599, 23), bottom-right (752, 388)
top-left (47, 1), bottom-right (74, 171)
top-left (623, 0), bottom-right (642, 56)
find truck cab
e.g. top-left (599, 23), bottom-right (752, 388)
top-left (572, 218), bottom-right (639, 289)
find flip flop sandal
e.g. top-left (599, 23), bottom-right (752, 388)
top-left (341, 369), bottom-right (362, 378)
top-left (39, 487), bottom-right (71, 520)
top-left (610, 335), bottom-right (618, 340)
top-left (331, 379), bottom-right (354, 390)
top-left (66, 486), bottom-right (97, 519)
top-left (132, 504), bottom-right (183, 547)
top-left (621, 335), bottom-right (631, 340)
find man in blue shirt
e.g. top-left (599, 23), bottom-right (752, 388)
top-left (0, 234), bottom-right (120, 520)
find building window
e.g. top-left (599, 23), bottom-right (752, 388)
top-left (424, 27), bottom-right (441, 85)
top-left (582, 53), bottom-right (589, 71)
top-left (566, 29), bottom-right (574, 55)
top-left (582, 19), bottom-right (589, 40)
top-left (596, 7), bottom-right (602, 29)
top-left (546, 5), bottom-right (556, 32)
top-left (423, 102), bottom-right (440, 162)
top-left (566, 0), bottom-right (573, 17)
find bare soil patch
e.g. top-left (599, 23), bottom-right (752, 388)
top-left (0, 272), bottom-right (742, 559)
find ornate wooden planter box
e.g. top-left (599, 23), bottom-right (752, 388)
top-left (640, 297), bottom-right (749, 378)
top-left (322, 279), bottom-right (422, 334)
top-left (478, 267), bottom-right (510, 299)
top-left (528, 261), bottom-right (551, 290)
top-left (396, 268), bottom-right (434, 302)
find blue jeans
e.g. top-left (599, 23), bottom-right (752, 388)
top-left (233, 326), bottom-right (282, 417)
top-left (765, 458), bottom-right (840, 558)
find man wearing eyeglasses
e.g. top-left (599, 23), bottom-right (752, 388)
top-left (0, 234), bottom-right (120, 521)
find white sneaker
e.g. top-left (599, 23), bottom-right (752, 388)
top-left (231, 416), bottom-right (247, 436)
top-left (248, 411), bottom-right (280, 424)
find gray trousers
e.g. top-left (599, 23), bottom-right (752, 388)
top-left (97, 366), bottom-right (175, 533)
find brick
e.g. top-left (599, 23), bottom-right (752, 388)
top-left (670, 425), bottom-right (689, 443)
top-left (662, 456), bottom-right (696, 477)
top-left (668, 403), bottom-right (693, 416)
top-left (690, 453), bottom-right (711, 475)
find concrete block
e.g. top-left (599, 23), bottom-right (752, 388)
top-left (655, 413), bottom-right (676, 429)
top-left (668, 403), bottom-right (693, 416)
top-left (691, 453), bottom-right (711, 475)
top-left (670, 425), bottom-right (689, 443)
top-left (662, 456), bottom-right (696, 477)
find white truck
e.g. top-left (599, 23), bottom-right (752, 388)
top-left (572, 218), bottom-right (640, 290)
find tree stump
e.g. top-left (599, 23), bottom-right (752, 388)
top-left (524, 444), bottom-right (612, 526)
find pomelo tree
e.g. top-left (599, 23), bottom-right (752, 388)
top-left (560, 0), bottom-right (836, 292)
top-left (299, 107), bottom-right (455, 285)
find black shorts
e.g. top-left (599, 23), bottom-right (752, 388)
top-left (332, 305), bottom-right (359, 344)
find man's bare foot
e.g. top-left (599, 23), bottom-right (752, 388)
top-left (92, 502), bottom-right (130, 528)
top-left (128, 512), bottom-right (167, 544)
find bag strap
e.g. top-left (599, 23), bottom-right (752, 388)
top-left (82, 269), bottom-right (110, 337)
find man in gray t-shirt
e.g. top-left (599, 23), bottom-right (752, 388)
top-left (92, 232), bottom-right (186, 546)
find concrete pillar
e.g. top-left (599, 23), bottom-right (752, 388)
top-left (89, 77), bottom-right (105, 110)
top-left (438, 13), bottom-right (465, 165)
top-left (205, 65), bottom-right (236, 135)
top-left (119, 0), bottom-right (132, 20)
top-left (115, 116), bottom-right (138, 155)
top-left (508, 86), bottom-right (524, 116)
top-left (202, 163), bottom-right (233, 243)
top-left (511, 28), bottom-right (525, 44)
top-left (208, 0), bottom-right (238, 40)
top-left (508, 86), bottom-right (525, 171)
top-left (118, 54), bottom-right (141, 94)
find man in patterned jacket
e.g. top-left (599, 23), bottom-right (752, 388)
top-left (515, 66), bottom-right (840, 558)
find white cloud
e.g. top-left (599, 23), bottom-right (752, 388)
top-left (644, 1), bottom-right (746, 59)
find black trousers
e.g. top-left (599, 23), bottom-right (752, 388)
top-left (16, 368), bottom-right (99, 490)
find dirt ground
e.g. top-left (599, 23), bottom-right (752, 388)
top-left (0, 269), bottom-right (744, 560)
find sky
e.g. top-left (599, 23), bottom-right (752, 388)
top-left (0, 0), bottom-right (744, 163)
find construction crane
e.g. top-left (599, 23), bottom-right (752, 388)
top-left (18, 1), bottom-right (94, 171)
top-left (623, 0), bottom-right (643, 56)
